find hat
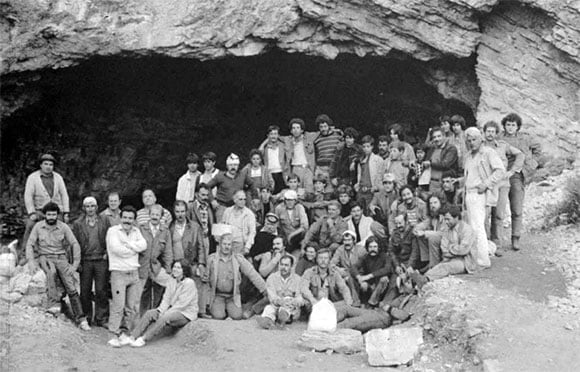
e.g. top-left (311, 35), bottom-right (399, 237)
top-left (265, 213), bottom-right (279, 224)
top-left (383, 173), bottom-right (396, 182)
top-left (342, 230), bottom-right (357, 239)
top-left (82, 196), bottom-right (98, 206)
top-left (226, 153), bottom-right (240, 166)
top-left (284, 190), bottom-right (298, 200)
top-left (39, 153), bottom-right (56, 164)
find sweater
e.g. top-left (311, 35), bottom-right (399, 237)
top-left (24, 170), bottom-right (70, 214)
top-left (72, 215), bottom-right (111, 261)
top-left (157, 277), bottom-right (198, 320)
top-left (106, 225), bottom-right (147, 271)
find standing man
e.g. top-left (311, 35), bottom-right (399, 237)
top-left (106, 205), bottom-right (148, 347)
top-left (313, 114), bottom-right (342, 192)
top-left (355, 135), bottom-right (385, 213)
top-left (136, 189), bottom-right (172, 228)
top-left (221, 190), bottom-right (257, 255)
top-left (200, 152), bottom-right (220, 197)
top-left (26, 202), bottom-right (90, 331)
top-left (282, 118), bottom-right (318, 193)
top-left (423, 126), bottom-right (458, 193)
top-left (22, 153), bottom-right (70, 256)
top-left (176, 153), bottom-right (201, 209)
top-left (463, 127), bottom-right (505, 268)
top-left (100, 191), bottom-right (122, 226)
top-left (72, 196), bottom-right (111, 327)
top-left (260, 125), bottom-right (288, 194)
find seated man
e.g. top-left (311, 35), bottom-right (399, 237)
top-left (295, 245), bottom-right (317, 276)
top-left (301, 201), bottom-right (347, 255)
top-left (336, 303), bottom-right (392, 332)
top-left (257, 235), bottom-right (286, 278)
top-left (302, 248), bottom-right (353, 310)
top-left (204, 233), bottom-right (266, 320)
top-left (413, 194), bottom-right (448, 270)
top-left (129, 261), bottom-right (198, 347)
top-left (275, 190), bottom-right (309, 257)
top-left (256, 254), bottom-right (304, 329)
top-left (330, 231), bottom-right (367, 306)
top-left (388, 185), bottom-right (428, 236)
top-left (389, 214), bottom-right (420, 270)
top-left (346, 202), bottom-right (387, 249)
top-left (411, 206), bottom-right (478, 287)
top-left (369, 173), bottom-right (399, 229)
top-left (221, 190), bottom-right (256, 255)
top-left (353, 236), bottom-right (396, 307)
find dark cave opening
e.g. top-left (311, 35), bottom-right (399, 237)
top-left (1, 51), bottom-right (476, 213)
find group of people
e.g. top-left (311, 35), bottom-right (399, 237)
top-left (20, 112), bottom-right (541, 346)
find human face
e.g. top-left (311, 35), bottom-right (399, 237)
top-left (316, 251), bottom-right (330, 269)
top-left (484, 126), bottom-right (497, 142)
top-left (343, 235), bottom-right (354, 249)
top-left (394, 216), bottom-right (405, 232)
top-left (108, 194), bottom-right (121, 211)
top-left (382, 180), bottom-right (395, 192)
top-left (220, 236), bottom-right (233, 256)
top-left (416, 150), bottom-right (425, 162)
top-left (338, 193), bottom-right (350, 205)
top-left (466, 134), bottom-right (482, 153)
top-left (284, 198), bottom-right (296, 209)
top-left (40, 160), bottom-right (54, 174)
top-left (84, 203), bottom-right (97, 217)
top-left (120, 211), bottom-right (135, 231)
top-left (227, 163), bottom-right (239, 173)
top-left (327, 204), bottom-right (340, 219)
top-left (234, 193), bottom-right (246, 208)
top-left (174, 204), bottom-right (187, 223)
top-left (504, 121), bottom-right (518, 136)
top-left (171, 262), bottom-right (184, 280)
top-left (350, 206), bottom-right (363, 221)
top-left (367, 241), bottom-right (379, 256)
top-left (142, 190), bottom-right (156, 207)
top-left (291, 123), bottom-right (303, 137)
top-left (442, 177), bottom-right (455, 192)
top-left (45, 211), bottom-right (58, 225)
top-left (305, 247), bottom-right (317, 261)
top-left (272, 237), bottom-right (284, 253)
top-left (452, 123), bottom-right (462, 135)
top-left (378, 141), bottom-right (389, 156)
top-left (432, 130), bottom-right (444, 148)
top-left (260, 189), bottom-right (271, 202)
top-left (440, 121), bottom-right (451, 134)
top-left (345, 136), bottom-right (355, 147)
top-left (268, 129), bottom-right (279, 143)
top-left (390, 129), bottom-right (399, 142)
top-left (279, 257), bottom-right (292, 277)
top-left (251, 154), bottom-right (262, 167)
top-left (319, 122), bottom-right (330, 136)
top-left (362, 143), bottom-right (373, 156)
top-left (149, 208), bottom-right (162, 226)
top-left (197, 188), bottom-right (210, 203)
top-left (389, 147), bottom-right (401, 160)
top-left (429, 197), bottom-right (442, 215)
top-left (444, 213), bottom-right (458, 229)
top-left (401, 189), bottom-right (414, 205)
top-left (203, 159), bottom-right (215, 172)
top-left (187, 162), bottom-right (198, 173)
top-left (287, 179), bottom-right (299, 190)
top-left (313, 181), bottom-right (325, 193)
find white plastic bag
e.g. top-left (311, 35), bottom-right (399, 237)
top-left (307, 298), bottom-right (337, 332)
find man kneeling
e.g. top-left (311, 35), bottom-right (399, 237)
top-left (129, 261), bottom-right (197, 347)
top-left (256, 254), bottom-right (304, 329)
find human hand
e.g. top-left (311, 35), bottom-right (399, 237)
top-left (476, 184), bottom-right (487, 194)
top-left (28, 259), bottom-right (39, 274)
top-left (29, 213), bottom-right (38, 222)
top-left (63, 213), bottom-right (70, 224)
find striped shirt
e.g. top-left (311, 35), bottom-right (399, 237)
top-left (314, 132), bottom-right (342, 166)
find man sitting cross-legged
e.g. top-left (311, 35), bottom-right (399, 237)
top-left (330, 230), bottom-right (367, 307)
top-left (256, 254), bottom-right (304, 329)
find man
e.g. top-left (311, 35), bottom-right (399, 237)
top-left (369, 173), bottom-right (399, 229)
top-left (387, 123), bottom-right (416, 164)
top-left (138, 204), bottom-right (173, 314)
top-left (346, 202), bottom-right (386, 249)
top-left (330, 231), bottom-right (367, 307)
top-left (423, 126), bottom-right (459, 193)
top-left (441, 171), bottom-right (463, 207)
top-left (483, 120), bottom-right (524, 253)
top-left (449, 115), bottom-right (468, 172)
top-left (26, 202), bottom-right (90, 331)
top-left (260, 125), bottom-right (288, 194)
top-left (383, 141), bottom-right (409, 189)
top-left (329, 127), bottom-right (362, 187)
top-left (313, 114), bottom-right (342, 192)
top-left (412, 206), bottom-right (477, 286)
top-left (106, 206), bottom-right (148, 347)
top-left (200, 152), bottom-right (220, 196)
top-left (176, 153), bottom-right (201, 208)
top-left (22, 153), bottom-right (70, 256)
top-left (389, 214), bottom-right (420, 270)
top-left (301, 201), bottom-right (347, 254)
top-left (205, 233), bottom-right (267, 320)
top-left (389, 185), bottom-right (428, 236)
top-left (190, 183), bottom-right (215, 227)
top-left (355, 135), bottom-right (385, 212)
top-left (377, 135), bottom-right (390, 161)
top-left (302, 248), bottom-right (353, 309)
top-left (207, 153), bottom-right (257, 222)
top-left (249, 212), bottom-right (279, 260)
top-left (256, 254), bottom-right (304, 329)
top-left (501, 113), bottom-right (542, 250)
top-left (136, 189), bottom-right (172, 228)
top-left (281, 118), bottom-right (318, 193)
top-left (275, 190), bottom-right (309, 257)
top-left (463, 127), bottom-right (505, 268)
top-left (257, 235), bottom-right (286, 278)
top-left (254, 186), bottom-right (275, 228)
top-left (100, 191), bottom-right (122, 226)
top-left (302, 175), bottom-right (331, 222)
top-left (221, 190), bottom-right (257, 255)
top-left (72, 196), bottom-right (111, 327)
top-left (353, 236), bottom-right (396, 307)
top-left (413, 194), bottom-right (447, 269)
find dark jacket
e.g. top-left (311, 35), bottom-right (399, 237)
top-left (425, 141), bottom-right (459, 176)
top-left (388, 226), bottom-right (419, 268)
top-left (139, 224), bottom-right (173, 279)
top-left (72, 215), bottom-right (111, 261)
top-left (169, 220), bottom-right (206, 267)
top-left (353, 252), bottom-right (395, 285)
top-left (329, 143), bottom-right (363, 181)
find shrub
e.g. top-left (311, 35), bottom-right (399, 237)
top-left (546, 173), bottom-right (580, 227)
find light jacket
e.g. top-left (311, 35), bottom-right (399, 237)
top-left (259, 140), bottom-right (289, 177)
top-left (356, 153), bottom-right (385, 192)
top-left (24, 170), bottom-right (70, 214)
top-left (157, 276), bottom-right (198, 320)
top-left (222, 206), bottom-right (257, 250)
top-left (463, 146), bottom-right (505, 207)
top-left (176, 170), bottom-right (201, 203)
top-left (346, 215), bottom-right (376, 248)
top-left (106, 225), bottom-right (147, 271)
top-left (440, 220), bottom-right (478, 273)
top-left (282, 132), bottom-right (319, 171)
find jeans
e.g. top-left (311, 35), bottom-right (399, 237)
top-left (490, 186), bottom-right (510, 247)
top-left (137, 274), bottom-right (167, 316)
top-left (291, 166), bottom-right (314, 194)
top-left (465, 191), bottom-right (491, 268)
top-left (508, 173), bottom-right (525, 238)
top-left (210, 294), bottom-right (243, 320)
top-left (424, 232), bottom-right (443, 268)
top-left (41, 255), bottom-right (86, 323)
top-left (109, 270), bottom-right (141, 335)
top-left (336, 303), bottom-right (392, 332)
top-left (132, 309), bottom-right (189, 342)
top-left (425, 258), bottom-right (466, 280)
top-left (80, 259), bottom-right (109, 325)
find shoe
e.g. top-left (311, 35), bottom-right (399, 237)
top-left (495, 250), bottom-right (503, 257)
top-left (409, 271), bottom-right (428, 290)
top-left (512, 236), bottom-right (520, 251)
top-left (118, 333), bottom-right (134, 346)
top-left (108, 337), bottom-right (122, 348)
top-left (256, 316), bottom-right (275, 330)
top-left (199, 313), bottom-right (212, 319)
top-left (277, 308), bottom-right (291, 325)
top-left (79, 320), bottom-right (91, 331)
top-left (47, 306), bottom-right (61, 315)
top-left (242, 309), bottom-right (254, 320)
top-left (131, 337), bottom-right (146, 348)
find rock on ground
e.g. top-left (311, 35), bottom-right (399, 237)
top-left (298, 329), bottom-right (363, 354)
top-left (364, 326), bottom-right (423, 366)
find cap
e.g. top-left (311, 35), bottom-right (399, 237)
top-left (383, 173), bottom-right (396, 182)
top-left (39, 153), bottom-right (56, 164)
top-left (284, 190), bottom-right (298, 200)
top-left (342, 230), bottom-right (357, 239)
top-left (265, 213), bottom-right (279, 223)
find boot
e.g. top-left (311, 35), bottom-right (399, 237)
top-left (511, 236), bottom-right (520, 251)
top-left (69, 293), bottom-right (86, 324)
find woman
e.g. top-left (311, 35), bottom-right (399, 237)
top-left (129, 261), bottom-right (198, 347)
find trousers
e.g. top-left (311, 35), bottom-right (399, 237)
top-left (508, 172), bottom-right (525, 238)
top-left (210, 294), bottom-right (243, 320)
top-left (132, 309), bottom-right (190, 342)
top-left (336, 303), bottom-right (392, 332)
top-left (109, 270), bottom-right (141, 335)
top-left (490, 186), bottom-right (510, 248)
top-left (465, 191), bottom-right (491, 268)
top-left (80, 259), bottom-right (109, 325)
top-left (425, 258), bottom-right (466, 281)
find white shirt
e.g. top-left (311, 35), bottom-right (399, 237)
top-left (106, 225), bottom-right (147, 271)
top-left (267, 147), bottom-right (282, 173)
top-left (176, 171), bottom-right (200, 203)
top-left (292, 138), bottom-right (308, 166)
top-left (200, 169), bottom-right (220, 197)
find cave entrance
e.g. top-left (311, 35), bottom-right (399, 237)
top-left (1, 52), bottom-right (475, 212)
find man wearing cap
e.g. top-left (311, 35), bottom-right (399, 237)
top-left (369, 173), bottom-right (399, 230)
top-left (176, 153), bottom-right (201, 208)
top-left (330, 230), bottom-right (367, 307)
top-left (301, 200), bottom-right (347, 254)
top-left (207, 153), bottom-right (258, 222)
top-left (22, 153), bottom-right (70, 257)
top-left (26, 202), bottom-right (90, 331)
top-left (221, 190), bottom-right (256, 255)
top-left (275, 190), bottom-right (309, 257)
top-left (279, 118), bottom-right (318, 193)
top-left (72, 196), bottom-right (111, 327)
top-left (249, 212), bottom-right (279, 260)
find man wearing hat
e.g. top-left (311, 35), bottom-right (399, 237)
top-left (275, 190), bottom-right (309, 257)
top-left (22, 153), bottom-right (70, 257)
top-left (72, 196), bottom-right (111, 327)
top-left (249, 212), bottom-right (279, 260)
